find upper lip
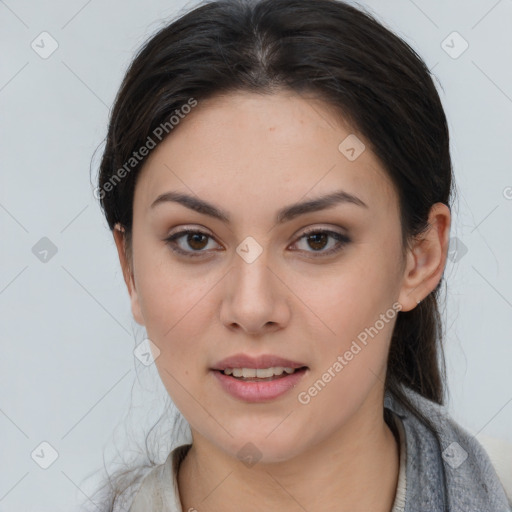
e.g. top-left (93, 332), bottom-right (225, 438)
top-left (211, 353), bottom-right (308, 371)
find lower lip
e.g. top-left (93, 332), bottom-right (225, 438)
top-left (211, 368), bottom-right (308, 402)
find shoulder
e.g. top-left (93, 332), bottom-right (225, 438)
top-left (108, 462), bottom-right (165, 512)
top-left (408, 390), bottom-right (512, 505)
top-left (386, 385), bottom-right (512, 509)
top-left (126, 444), bottom-right (192, 512)
top-left (126, 460), bottom-right (171, 512)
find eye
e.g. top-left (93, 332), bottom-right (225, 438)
top-left (165, 228), bottom-right (221, 258)
top-left (290, 228), bottom-right (350, 257)
top-left (164, 227), bottom-right (351, 259)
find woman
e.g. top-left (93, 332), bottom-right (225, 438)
top-left (93, 0), bottom-right (512, 510)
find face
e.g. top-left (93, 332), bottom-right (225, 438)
top-left (117, 90), bottom-right (423, 463)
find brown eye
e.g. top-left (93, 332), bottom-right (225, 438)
top-left (291, 229), bottom-right (351, 257)
top-left (186, 232), bottom-right (209, 250)
top-left (165, 229), bottom-right (220, 257)
top-left (306, 232), bottom-right (329, 251)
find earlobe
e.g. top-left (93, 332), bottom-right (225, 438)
top-left (113, 224), bottom-right (145, 326)
top-left (397, 203), bottom-right (451, 312)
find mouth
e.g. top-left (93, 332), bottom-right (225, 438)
top-left (210, 353), bottom-right (309, 401)
top-left (212, 366), bottom-right (309, 382)
top-left (210, 365), bottom-right (309, 402)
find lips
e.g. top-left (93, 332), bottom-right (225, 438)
top-left (211, 353), bottom-right (308, 371)
top-left (212, 366), bottom-right (308, 402)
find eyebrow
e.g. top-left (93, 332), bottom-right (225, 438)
top-left (150, 189), bottom-right (368, 224)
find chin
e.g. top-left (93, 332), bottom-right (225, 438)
top-left (218, 433), bottom-right (306, 466)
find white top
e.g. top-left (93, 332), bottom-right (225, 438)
top-left (126, 411), bottom-right (408, 512)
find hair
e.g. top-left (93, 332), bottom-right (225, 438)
top-left (92, 0), bottom-right (454, 509)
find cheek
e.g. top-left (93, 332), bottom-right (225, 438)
top-left (138, 270), bottom-right (212, 350)
top-left (296, 249), bottom-right (400, 335)
top-left (135, 256), bottom-right (215, 410)
top-left (133, 244), bottom-right (223, 380)
top-left (134, 239), bottom-right (200, 327)
top-left (292, 245), bottom-right (401, 384)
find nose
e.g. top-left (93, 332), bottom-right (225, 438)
top-left (219, 250), bottom-right (291, 335)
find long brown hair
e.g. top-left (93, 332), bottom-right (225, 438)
top-left (92, 0), bottom-right (454, 508)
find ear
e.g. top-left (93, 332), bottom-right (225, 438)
top-left (397, 203), bottom-right (451, 312)
top-left (113, 223), bottom-right (145, 326)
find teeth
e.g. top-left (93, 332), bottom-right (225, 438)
top-left (223, 367), bottom-right (297, 377)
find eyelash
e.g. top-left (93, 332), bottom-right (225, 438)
top-left (164, 227), bottom-right (351, 259)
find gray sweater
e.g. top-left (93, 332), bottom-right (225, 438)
top-left (125, 384), bottom-right (512, 511)
top-left (384, 384), bottom-right (511, 511)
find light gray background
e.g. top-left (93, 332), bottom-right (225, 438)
top-left (1, 0), bottom-right (511, 510)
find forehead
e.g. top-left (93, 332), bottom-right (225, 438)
top-left (134, 90), bottom-right (398, 220)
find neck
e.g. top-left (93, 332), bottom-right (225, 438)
top-left (177, 397), bottom-right (400, 512)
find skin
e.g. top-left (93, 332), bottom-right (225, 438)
top-left (113, 90), bottom-right (451, 512)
